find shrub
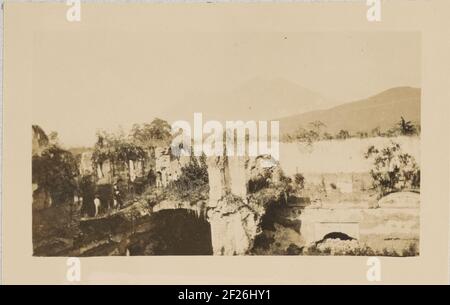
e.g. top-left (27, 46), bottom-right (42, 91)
top-left (336, 129), bottom-right (351, 140)
top-left (402, 243), bottom-right (419, 257)
top-left (365, 141), bottom-right (420, 196)
top-left (248, 173), bottom-right (271, 193)
top-left (356, 131), bottom-right (369, 138)
top-left (293, 173), bottom-right (305, 190)
top-left (303, 239), bottom-right (415, 257)
top-left (286, 243), bottom-right (303, 255)
top-left (168, 155), bottom-right (209, 200)
top-left (322, 132), bottom-right (333, 140)
top-left (293, 127), bottom-right (319, 144)
top-left (371, 127), bottom-right (381, 137)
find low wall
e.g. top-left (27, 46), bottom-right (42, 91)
top-left (299, 192), bottom-right (420, 253)
top-left (279, 136), bottom-right (420, 176)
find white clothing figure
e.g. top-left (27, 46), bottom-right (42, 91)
top-left (94, 197), bottom-right (101, 217)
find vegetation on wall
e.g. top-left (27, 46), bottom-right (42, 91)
top-left (168, 154), bottom-right (209, 201)
top-left (282, 117), bottom-right (420, 143)
top-left (91, 118), bottom-right (172, 174)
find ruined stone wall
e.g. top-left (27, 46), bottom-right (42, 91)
top-left (298, 192), bottom-right (420, 253)
top-left (206, 155), bottom-right (248, 255)
top-left (155, 147), bottom-right (190, 188)
top-left (207, 199), bottom-right (261, 255)
top-left (80, 151), bottom-right (94, 176)
top-left (206, 155), bottom-right (276, 255)
top-left (32, 125), bottom-right (49, 156)
top-left (206, 156), bottom-right (226, 207)
top-left (279, 137), bottom-right (420, 176)
top-left (227, 156), bottom-right (248, 199)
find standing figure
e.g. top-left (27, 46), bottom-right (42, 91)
top-left (113, 183), bottom-right (121, 210)
top-left (94, 195), bottom-right (101, 217)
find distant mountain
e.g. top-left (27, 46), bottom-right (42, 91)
top-left (187, 78), bottom-right (331, 121)
top-left (278, 87), bottom-right (421, 136)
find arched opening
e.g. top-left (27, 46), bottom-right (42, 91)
top-left (317, 232), bottom-right (355, 245)
top-left (251, 199), bottom-right (304, 255)
top-left (128, 209), bottom-right (213, 255)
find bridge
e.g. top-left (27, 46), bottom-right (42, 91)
top-left (78, 151), bottom-right (420, 256)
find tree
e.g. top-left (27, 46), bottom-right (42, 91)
top-left (32, 145), bottom-right (78, 204)
top-left (371, 126), bottom-right (381, 137)
top-left (130, 118), bottom-right (172, 148)
top-left (365, 141), bottom-right (420, 197)
top-left (169, 154), bottom-right (209, 200)
top-left (322, 132), bottom-right (333, 140)
top-left (398, 117), bottom-right (416, 136)
top-left (336, 129), bottom-right (351, 140)
top-left (92, 129), bottom-right (147, 178)
top-left (48, 131), bottom-right (59, 146)
top-left (292, 127), bottom-right (319, 144)
top-left (115, 142), bottom-right (146, 163)
top-left (293, 173), bottom-right (305, 190)
top-left (308, 121), bottom-right (326, 135)
top-left (356, 131), bottom-right (368, 138)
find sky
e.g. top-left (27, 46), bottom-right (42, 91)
top-left (31, 31), bottom-right (420, 147)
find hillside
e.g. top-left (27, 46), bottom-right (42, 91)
top-left (278, 87), bottom-right (421, 136)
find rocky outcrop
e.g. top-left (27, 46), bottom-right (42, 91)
top-left (227, 156), bottom-right (248, 199)
top-left (206, 156), bottom-right (227, 207)
top-left (207, 195), bottom-right (262, 255)
top-left (32, 125), bottom-right (49, 156)
top-left (206, 154), bottom-right (281, 255)
top-left (32, 125), bottom-right (52, 210)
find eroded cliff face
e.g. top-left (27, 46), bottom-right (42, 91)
top-left (206, 156), bottom-right (227, 208)
top-left (207, 195), bottom-right (263, 255)
top-left (206, 155), bottom-right (280, 255)
top-left (227, 157), bottom-right (248, 199)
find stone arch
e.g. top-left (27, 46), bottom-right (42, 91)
top-left (127, 209), bottom-right (213, 255)
top-left (314, 222), bottom-right (360, 243)
top-left (317, 232), bottom-right (355, 244)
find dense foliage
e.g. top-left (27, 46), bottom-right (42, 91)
top-left (32, 145), bottom-right (79, 204)
top-left (92, 118), bottom-right (172, 171)
top-left (168, 155), bottom-right (209, 200)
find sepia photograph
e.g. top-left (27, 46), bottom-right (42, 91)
top-left (31, 31), bottom-right (421, 257)
top-left (3, 0), bottom-right (450, 287)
